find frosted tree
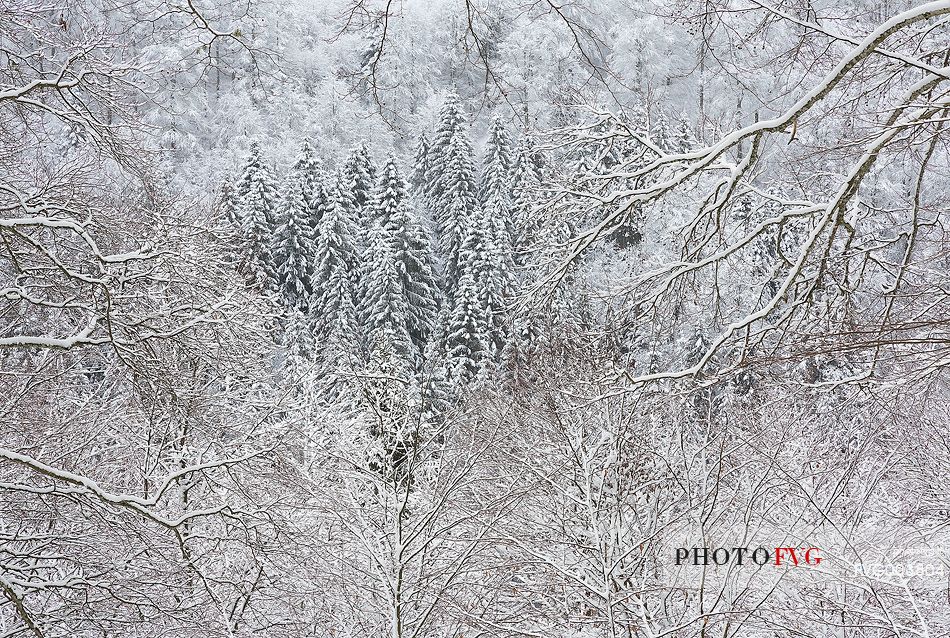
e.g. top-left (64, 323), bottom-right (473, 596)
top-left (443, 198), bottom-right (514, 383)
top-left (510, 137), bottom-right (544, 267)
top-left (426, 95), bottom-right (467, 177)
top-left (290, 139), bottom-right (327, 238)
top-left (478, 117), bottom-right (516, 355)
top-left (268, 140), bottom-right (325, 312)
top-left (333, 168), bottom-right (365, 284)
top-left (409, 134), bottom-right (430, 196)
top-left (360, 343), bottom-right (417, 480)
top-left (342, 141), bottom-right (378, 228)
top-left (271, 174), bottom-right (315, 311)
top-left (370, 156), bottom-right (441, 354)
top-left (360, 218), bottom-right (414, 363)
top-left (478, 223), bottom-right (515, 360)
top-left (651, 111), bottom-right (673, 152)
top-left (426, 95), bottom-right (480, 294)
top-left (220, 179), bottom-right (242, 228)
top-left (358, 160), bottom-right (440, 480)
top-left (479, 115), bottom-right (513, 204)
top-left (443, 266), bottom-right (489, 384)
top-left (672, 113), bottom-right (697, 153)
top-left (234, 142), bottom-right (280, 286)
top-left (312, 176), bottom-right (360, 353)
top-left (371, 155), bottom-right (405, 230)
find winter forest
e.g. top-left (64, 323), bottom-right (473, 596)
top-left (3, 0), bottom-right (950, 636)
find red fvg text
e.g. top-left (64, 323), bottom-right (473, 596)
top-left (675, 547), bottom-right (822, 567)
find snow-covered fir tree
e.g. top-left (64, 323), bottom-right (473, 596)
top-left (443, 265), bottom-right (489, 384)
top-left (311, 175), bottom-right (360, 353)
top-left (370, 156), bottom-right (441, 355)
top-left (409, 134), bottom-right (430, 196)
top-left (289, 139), bottom-right (327, 238)
top-left (479, 115), bottom-right (513, 204)
top-left (651, 112), bottom-right (673, 153)
top-left (359, 218), bottom-right (414, 364)
top-left (271, 172), bottom-right (316, 312)
top-left (342, 141), bottom-right (378, 228)
top-left (510, 137), bottom-right (545, 267)
top-left (672, 114), bottom-right (698, 153)
top-left (443, 197), bottom-right (514, 382)
top-left (267, 140), bottom-right (325, 312)
top-left (234, 142), bottom-right (281, 286)
top-left (333, 168), bottom-right (364, 288)
top-left (220, 180), bottom-right (241, 228)
top-left (478, 117), bottom-right (516, 355)
top-left (426, 95), bottom-right (480, 295)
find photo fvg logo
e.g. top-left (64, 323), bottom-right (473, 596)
top-left (675, 547), bottom-right (822, 567)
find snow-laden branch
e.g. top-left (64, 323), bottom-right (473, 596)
top-left (0, 445), bottom-right (272, 528)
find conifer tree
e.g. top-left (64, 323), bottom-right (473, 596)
top-left (342, 141), bottom-right (378, 228)
top-left (312, 176), bottom-right (360, 350)
top-left (370, 156), bottom-right (441, 353)
top-left (271, 176), bottom-right (315, 311)
top-left (443, 200), bottom-right (514, 383)
top-left (409, 134), bottom-right (430, 196)
top-left (290, 139), bottom-right (327, 237)
top-left (444, 265), bottom-right (488, 384)
top-left (426, 95), bottom-right (479, 294)
top-left (372, 156), bottom-right (405, 230)
top-left (510, 136), bottom-right (544, 191)
top-left (221, 180), bottom-right (242, 228)
top-left (426, 94), bottom-right (466, 178)
top-left (333, 169), bottom-right (363, 287)
top-left (651, 112), bottom-right (673, 153)
top-left (672, 114), bottom-right (698, 153)
top-left (268, 140), bottom-right (324, 311)
top-left (235, 142), bottom-right (280, 286)
top-left (360, 219), bottom-right (413, 363)
top-left (479, 116), bottom-right (513, 204)
top-left (510, 138), bottom-right (544, 267)
top-left (479, 117), bottom-right (516, 354)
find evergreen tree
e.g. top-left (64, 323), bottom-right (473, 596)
top-left (479, 118), bottom-right (516, 354)
top-left (510, 135), bottom-right (544, 190)
top-left (360, 219), bottom-right (413, 363)
top-left (372, 156), bottom-right (405, 230)
top-left (478, 211), bottom-right (515, 358)
top-left (220, 180), bottom-right (242, 228)
top-left (333, 169), bottom-right (364, 288)
top-left (358, 21), bottom-right (384, 75)
top-left (268, 140), bottom-right (324, 311)
top-left (426, 94), bottom-right (467, 185)
top-left (510, 137), bottom-right (544, 267)
top-left (342, 141), bottom-right (378, 228)
top-left (443, 201), bottom-right (513, 383)
top-left (673, 114), bottom-right (698, 153)
top-left (426, 95), bottom-right (480, 294)
top-left (444, 265), bottom-right (488, 384)
top-left (409, 134), bottom-right (430, 196)
top-left (312, 176), bottom-right (360, 351)
top-left (651, 112), bottom-right (673, 153)
top-left (479, 115), bottom-right (513, 204)
top-left (235, 142), bottom-right (280, 286)
top-left (271, 175), bottom-right (316, 312)
top-left (371, 156), bottom-right (441, 353)
top-left (290, 139), bottom-right (327, 238)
